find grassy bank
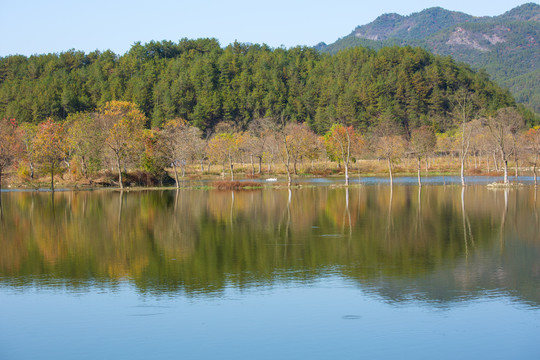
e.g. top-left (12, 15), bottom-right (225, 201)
top-left (2, 156), bottom-right (520, 191)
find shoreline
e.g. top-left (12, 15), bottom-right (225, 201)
top-left (1, 173), bottom-right (535, 193)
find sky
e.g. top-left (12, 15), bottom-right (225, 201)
top-left (1, 0), bottom-right (536, 56)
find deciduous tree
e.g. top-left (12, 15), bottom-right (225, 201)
top-left (522, 127), bottom-right (540, 186)
top-left (410, 126), bottom-right (436, 186)
top-left (160, 118), bottom-right (203, 187)
top-left (207, 131), bottom-right (240, 181)
top-left (0, 118), bottom-right (23, 190)
top-left (484, 107), bottom-right (524, 184)
top-left (65, 112), bottom-right (103, 179)
top-left (371, 119), bottom-right (407, 186)
top-left (97, 101), bottom-right (146, 189)
top-left (324, 123), bottom-right (360, 186)
top-left (33, 119), bottom-right (68, 192)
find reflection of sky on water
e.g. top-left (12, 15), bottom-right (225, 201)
top-left (1, 277), bottom-right (539, 360)
top-left (1, 184), bottom-right (540, 358)
top-left (214, 176), bottom-right (538, 186)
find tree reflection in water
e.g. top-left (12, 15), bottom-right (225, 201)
top-left (0, 186), bottom-right (539, 306)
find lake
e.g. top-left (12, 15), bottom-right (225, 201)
top-left (1, 179), bottom-right (539, 359)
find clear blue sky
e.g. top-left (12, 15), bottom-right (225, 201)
top-left (1, 0), bottom-right (536, 56)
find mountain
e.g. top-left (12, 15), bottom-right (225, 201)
top-left (317, 3), bottom-right (540, 113)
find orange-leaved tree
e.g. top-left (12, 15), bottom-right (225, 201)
top-left (0, 118), bottom-right (23, 190)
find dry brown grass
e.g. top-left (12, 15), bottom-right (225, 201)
top-left (212, 180), bottom-right (262, 190)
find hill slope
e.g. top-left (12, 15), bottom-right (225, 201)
top-left (0, 41), bottom-right (518, 132)
top-left (316, 3), bottom-right (540, 113)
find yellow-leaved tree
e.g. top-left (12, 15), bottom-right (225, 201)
top-left (96, 101), bottom-right (146, 189)
top-left (33, 118), bottom-right (68, 192)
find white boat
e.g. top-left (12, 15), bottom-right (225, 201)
top-left (266, 178), bottom-right (278, 182)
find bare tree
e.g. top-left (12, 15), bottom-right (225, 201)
top-left (483, 108), bottom-right (524, 185)
top-left (161, 119), bottom-right (203, 187)
top-left (452, 88), bottom-right (477, 186)
top-left (248, 118), bottom-right (273, 174)
top-left (371, 119), bottom-right (407, 186)
top-left (271, 117), bottom-right (295, 187)
top-left (522, 127), bottom-right (540, 187)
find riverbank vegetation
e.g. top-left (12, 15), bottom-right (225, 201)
top-left (1, 40), bottom-right (539, 189)
top-left (1, 103), bottom-right (539, 190)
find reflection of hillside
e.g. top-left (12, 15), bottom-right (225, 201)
top-left (0, 186), bottom-right (538, 306)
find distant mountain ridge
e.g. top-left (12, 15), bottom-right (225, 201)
top-left (316, 3), bottom-right (540, 113)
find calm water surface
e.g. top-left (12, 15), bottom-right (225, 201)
top-left (1, 181), bottom-right (539, 359)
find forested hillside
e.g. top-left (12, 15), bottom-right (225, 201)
top-left (316, 3), bottom-right (540, 113)
top-left (0, 39), bottom-right (520, 133)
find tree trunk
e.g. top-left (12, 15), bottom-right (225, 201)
top-left (81, 156), bottom-right (88, 179)
top-left (294, 159), bottom-right (298, 175)
top-left (345, 162), bottom-right (349, 186)
top-left (417, 157), bottom-right (422, 187)
top-left (387, 158), bottom-right (393, 186)
top-left (286, 164), bottom-right (292, 187)
top-left (116, 154), bottom-right (123, 189)
top-left (250, 154), bottom-right (254, 176)
top-left (258, 156), bottom-right (262, 174)
top-left (51, 162), bottom-right (55, 192)
top-left (534, 163), bottom-right (537, 187)
top-left (172, 163), bottom-right (179, 188)
top-left (229, 156), bottom-right (234, 181)
top-left (460, 155), bottom-right (465, 187)
top-left (200, 159), bottom-right (204, 172)
top-left (503, 154), bottom-right (509, 185)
